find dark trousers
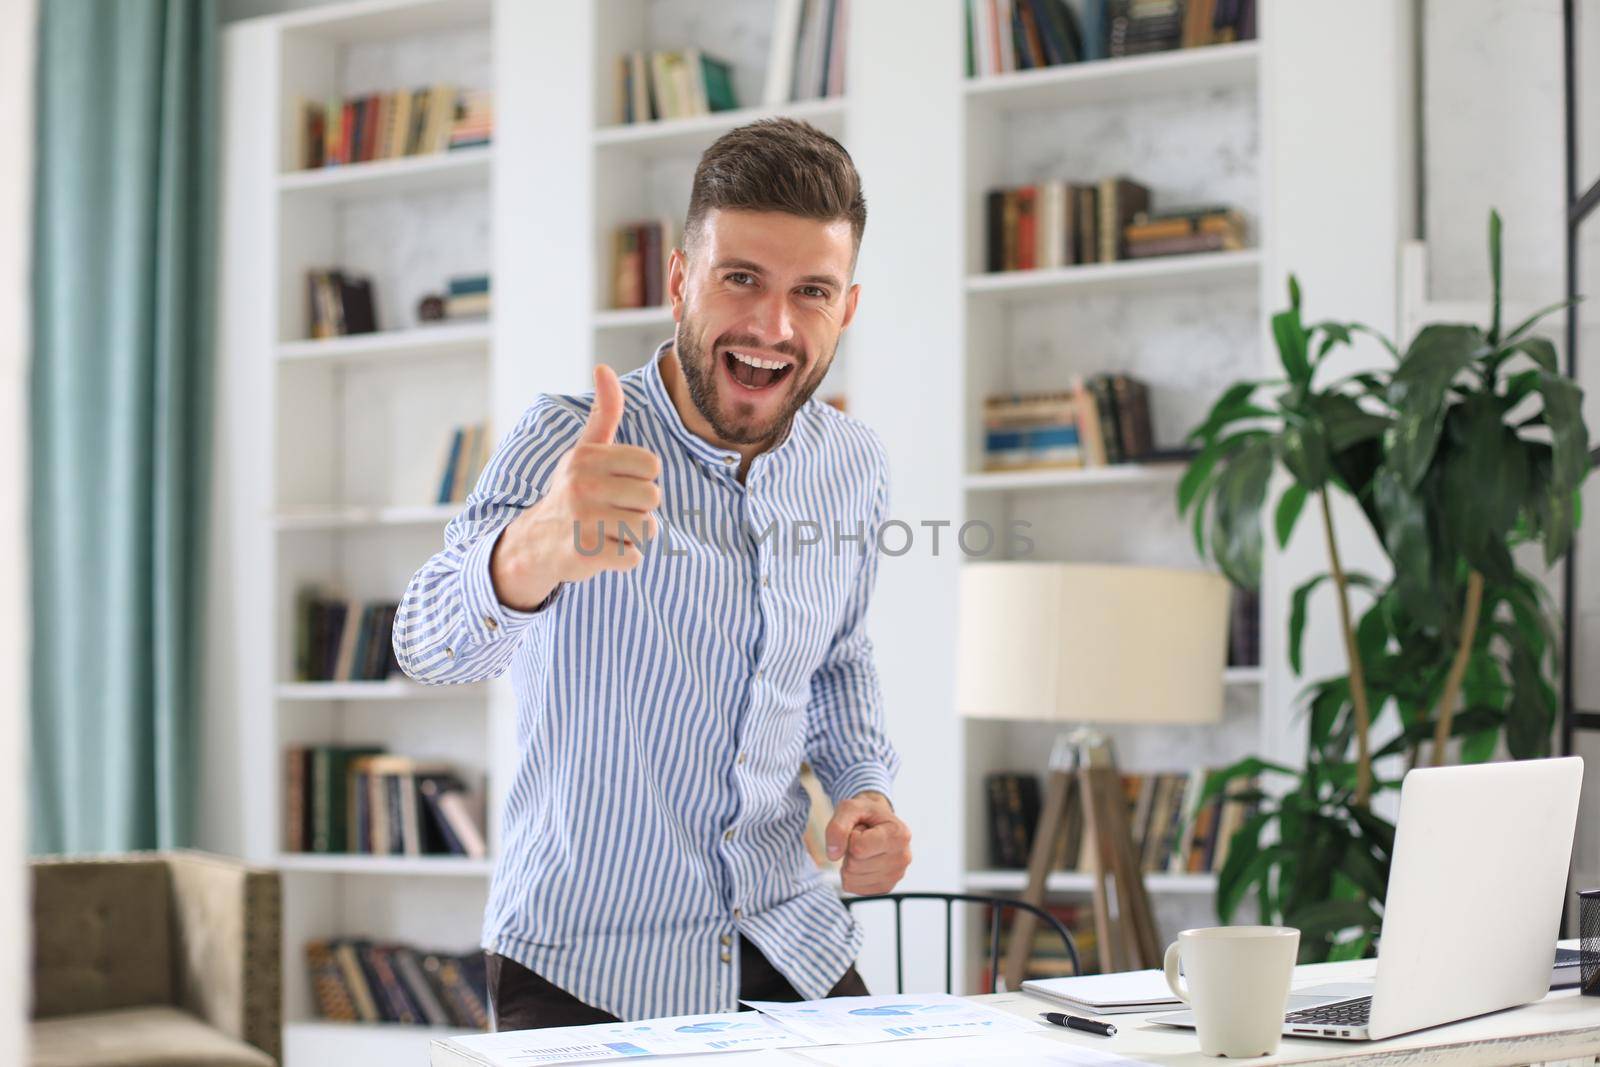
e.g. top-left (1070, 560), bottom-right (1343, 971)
top-left (486, 937), bottom-right (870, 1031)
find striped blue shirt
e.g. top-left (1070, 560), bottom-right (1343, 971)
top-left (394, 340), bottom-right (899, 1020)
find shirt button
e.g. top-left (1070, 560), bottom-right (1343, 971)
top-left (733, 908), bottom-right (743, 920)
top-left (722, 455), bottom-right (737, 465)
top-left (754, 669), bottom-right (763, 681)
top-left (720, 934), bottom-right (732, 947)
top-left (483, 615), bottom-right (498, 632)
top-left (444, 647), bottom-right (455, 659)
top-left (721, 950), bottom-right (733, 964)
top-left (760, 576), bottom-right (770, 588)
top-left (736, 752), bottom-right (747, 765)
top-left (724, 829), bottom-right (735, 842)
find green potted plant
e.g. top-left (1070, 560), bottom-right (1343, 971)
top-left (1179, 211), bottom-right (1591, 961)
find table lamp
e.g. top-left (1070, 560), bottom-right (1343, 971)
top-left (956, 562), bottom-right (1230, 982)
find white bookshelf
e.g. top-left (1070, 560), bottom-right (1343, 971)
top-left (222, 2), bottom-right (501, 1063)
top-left (218, 0), bottom-right (1418, 1045)
top-left (954, 20), bottom-right (1272, 981)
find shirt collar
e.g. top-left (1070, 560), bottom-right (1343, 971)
top-left (642, 339), bottom-right (807, 474)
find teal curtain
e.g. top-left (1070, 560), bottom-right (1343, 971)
top-left (30, 0), bottom-right (217, 852)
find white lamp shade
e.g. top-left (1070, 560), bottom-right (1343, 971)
top-left (956, 562), bottom-right (1231, 726)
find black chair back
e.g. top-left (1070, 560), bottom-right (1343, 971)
top-left (841, 891), bottom-right (1080, 995)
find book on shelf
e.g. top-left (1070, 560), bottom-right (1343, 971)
top-left (436, 422), bottom-right (491, 505)
top-left (966, 0), bottom-right (1254, 75)
top-left (611, 219), bottom-right (676, 309)
top-left (296, 84), bottom-right (488, 170)
top-left (1124, 205), bottom-right (1247, 259)
top-left (1229, 583), bottom-right (1260, 668)
top-left (985, 181), bottom-right (1249, 271)
top-left (307, 938), bottom-right (489, 1029)
top-left (981, 373), bottom-right (1154, 471)
top-left (294, 593), bottom-right (402, 683)
top-left (763, 0), bottom-right (849, 104)
top-left (443, 273), bottom-right (491, 320)
top-left (283, 746), bottom-right (487, 857)
top-left (305, 269), bottom-right (377, 339)
top-left (966, 0), bottom-right (1087, 77)
top-left (616, 49), bottom-right (738, 123)
top-left (450, 89), bottom-right (493, 150)
top-left (1109, 0), bottom-right (1257, 57)
top-left (977, 901), bottom-right (1097, 985)
top-left (981, 768), bottom-right (1258, 877)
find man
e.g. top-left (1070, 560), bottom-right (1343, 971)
top-left (394, 118), bottom-right (911, 1030)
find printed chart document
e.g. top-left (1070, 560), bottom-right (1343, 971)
top-left (791, 1034), bottom-right (1151, 1066)
top-left (430, 1011), bottom-right (808, 1065)
top-left (741, 994), bottom-right (1042, 1045)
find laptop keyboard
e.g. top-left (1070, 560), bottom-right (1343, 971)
top-left (1285, 997), bottom-right (1373, 1027)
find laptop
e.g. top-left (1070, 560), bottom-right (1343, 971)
top-left (1152, 756), bottom-right (1584, 1041)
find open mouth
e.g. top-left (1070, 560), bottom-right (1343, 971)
top-left (722, 348), bottom-right (797, 391)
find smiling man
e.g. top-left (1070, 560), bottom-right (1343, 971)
top-left (394, 119), bottom-right (910, 1030)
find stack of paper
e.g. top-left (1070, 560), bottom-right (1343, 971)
top-left (432, 995), bottom-right (1051, 1066)
top-left (1020, 970), bottom-right (1183, 1016)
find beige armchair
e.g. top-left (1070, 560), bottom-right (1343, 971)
top-left (30, 851), bottom-right (281, 1067)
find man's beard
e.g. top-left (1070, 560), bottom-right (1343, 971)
top-left (674, 313), bottom-right (832, 447)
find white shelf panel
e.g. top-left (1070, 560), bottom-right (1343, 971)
top-left (277, 853), bottom-right (492, 876)
top-left (1223, 666), bottom-right (1263, 686)
top-left (285, 1020), bottom-right (469, 1067)
top-left (593, 305), bottom-right (674, 331)
top-left (965, 41), bottom-right (1259, 112)
top-left (277, 322), bottom-right (490, 368)
top-left (276, 680), bottom-right (484, 702)
top-left (964, 869), bottom-right (1217, 895)
top-left (275, 0), bottom-right (490, 42)
top-left (963, 463), bottom-right (1187, 492)
top-left (967, 250), bottom-right (1260, 302)
top-left (593, 97), bottom-right (846, 155)
top-left (273, 504), bottom-right (459, 532)
top-left (278, 146), bottom-right (492, 201)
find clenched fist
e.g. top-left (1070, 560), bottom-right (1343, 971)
top-left (491, 364), bottom-right (664, 610)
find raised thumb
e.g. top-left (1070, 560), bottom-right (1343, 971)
top-left (579, 363), bottom-right (625, 445)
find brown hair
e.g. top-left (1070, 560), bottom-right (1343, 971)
top-left (683, 118), bottom-right (867, 264)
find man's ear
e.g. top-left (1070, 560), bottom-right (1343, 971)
top-left (667, 247), bottom-right (687, 321)
top-left (841, 282), bottom-right (861, 330)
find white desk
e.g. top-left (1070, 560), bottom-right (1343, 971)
top-left (432, 958), bottom-right (1600, 1067)
top-left (978, 957), bottom-right (1600, 1066)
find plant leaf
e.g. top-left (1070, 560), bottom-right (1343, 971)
top-left (1177, 429), bottom-right (1264, 515)
top-left (1287, 574), bottom-right (1328, 676)
top-left (1187, 381), bottom-right (1271, 444)
top-left (1535, 372), bottom-right (1590, 492)
top-left (1506, 296), bottom-right (1582, 344)
top-left (1500, 335), bottom-right (1558, 374)
top-left (1288, 898), bottom-right (1381, 941)
top-left (1275, 483), bottom-right (1308, 548)
top-left (1216, 812), bottom-right (1274, 922)
top-left (1488, 209), bottom-right (1503, 345)
top-left (1386, 324), bottom-right (1489, 489)
top-left (1210, 436), bottom-right (1276, 589)
top-left (1273, 288), bottom-right (1312, 384)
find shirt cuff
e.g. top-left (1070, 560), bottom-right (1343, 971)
top-left (459, 523), bottom-right (552, 644)
top-left (826, 762), bottom-right (895, 808)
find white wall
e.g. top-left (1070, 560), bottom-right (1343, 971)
top-left (1424, 0), bottom-right (1600, 894)
top-left (1, 0), bottom-right (34, 1056)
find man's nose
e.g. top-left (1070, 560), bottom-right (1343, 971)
top-left (745, 289), bottom-right (794, 348)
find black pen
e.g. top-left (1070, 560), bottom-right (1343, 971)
top-left (1040, 1011), bottom-right (1118, 1037)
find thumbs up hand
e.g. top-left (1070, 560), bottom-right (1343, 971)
top-left (490, 364), bottom-right (664, 610)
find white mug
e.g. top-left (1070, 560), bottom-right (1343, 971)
top-left (1163, 925), bottom-right (1300, 1057)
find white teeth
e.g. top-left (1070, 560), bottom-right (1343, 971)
top-left (728, 350), bottom-right (790, 371)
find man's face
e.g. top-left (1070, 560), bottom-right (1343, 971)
top-left (669, 208), bottom-right (860, 447)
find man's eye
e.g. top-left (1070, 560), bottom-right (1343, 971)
top-left (800, 286), bottom-right (827, 299)
top-left (729, 272), bottom-right (754, 286)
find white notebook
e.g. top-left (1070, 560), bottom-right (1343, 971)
top-left (1021, 968), bottom-right (1183, 1015)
